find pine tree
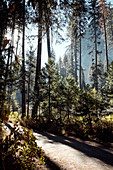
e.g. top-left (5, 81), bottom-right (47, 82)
top-left (40, 58), bottom-right (62, 121)
top-left (104, 61), bottom-right (113, 104)
top-left (63, 75), bottom-right (79, 122)
top-left (88, 55), bottom-right (105, 90)
top-left (88, 0), bottom-right (102, 91)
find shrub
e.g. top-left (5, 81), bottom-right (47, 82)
top-left (0, 124), bottom-right (45, 170)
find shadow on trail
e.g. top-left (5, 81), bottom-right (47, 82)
top-left (36, 131), bottom-right (113, 167)
top-left (45, 155), bottom-right (61, 170)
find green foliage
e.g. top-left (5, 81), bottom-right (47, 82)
top-left (77, 88), bottom-right (105, 115)
top-left (101, 61), bottom-right (113, 105)
top-left (39, 59), bottom-right (82, 124)
top-left (40, 58), bottom-right (63, 119)
top-left (88, 56), bottom-right (105, 90)
top-left (29, 58), bottom-right (109, 135)
top-left (106, 61), bottom-right (113, 91)
top-left (0, 124), bottom-right (45, 169)
top-left (93, 118), bottom-right (113, 142)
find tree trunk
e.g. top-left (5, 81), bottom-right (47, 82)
top-left (46, 26), bottom-right (51, 59)
top-left (103, 15), bottom-right (108, 71)
top-left (45, 2), bottom-right (52, 121)
top-left (4, 48), bottom-right (10, 97)
top-left (11, 9), bottom-right (15, 49)
top-left (79, 37), bottom-right (81, 89)
top-left (71, 37), bottom-right (74, 75)
top-left (0, 27), bottom-right (3, 120)
top-left (9, 10), bottom-right (16, 109)
top-left (32, 1), bottom-right (42, 118)
top-left (0, 27), bottom-right (3, 55)
top-left (45, 4), bottom-right (51, 121)
top-left (22, 0), bottom-right (26, 118)
top-left (47, 27), bottom-right (51, 121)
top-left (60, 107), bottom-right (62, 131)
top-left (48, 77), bottom-right (51, 121)
top-left (27, 73), bottom-right (30, 118)
top-left (45, 0), bottom-right (51, 59)
top-left (74, 33), bottom-right (77, 83)
top-left (0, 47), bottom-right (10, 118)
top-left (94, 17), bottom-right (98, 91)
top-left (16, 29), bottom-right (20, 56)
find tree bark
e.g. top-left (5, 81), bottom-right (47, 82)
top-left (94, 15), bottom-right (98, 91)
top-left (79, 37), bottom-right (81, 89)
top-left (27, 72), bottom-right (30, 118)
top-left (103, 15), bottom-right (108, 71)
top-left (74, 33), bottom-right (77, 83)
top-left (71, 37), bottom-right (74, 75)
top-left (46, 26), bottom-right (51, 59)
top-left (0, 27), bottom-right (3, 55)
top-left (16, 30), bottom-right (20, 56)
top-left (4, 48), bottom-right (10, 97)
top-left (22, 0), bottom-right (26, 118)
top-left (32, 1), bottom-right (42, 118)
top-left (45, 2), bottom-right (52, 121)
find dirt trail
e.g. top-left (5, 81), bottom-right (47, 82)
top-left (33, 131), bottom-right (113, 170)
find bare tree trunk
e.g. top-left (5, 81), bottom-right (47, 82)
top-left (0, 27), bottom-right (3, 55)
top-left (32, 1), bottom-right (42, 118)
top-left (0, 47), bottom-right (11, 117)
top-left (79, 37), bottom-right (81, 89)
top-left (45, 2), bottom-right (52, 121)
top-left (27, 73), bottom-right (30, 118)
top-left (4, 48), bottom-right (10, 97)
top-left (45, 0), bottom-right (51, 59)
top-left (46, 26), bottom-right (51, 59)
top-left (22, 0), bottom-right (26, 118)
top-left (71, 37), bottom-right (74, 75)
top-left (0, 27), bottom-right (3, 120)
top-left (103, 15), bottom-right (108, 71)
top-left (11, 9), bottom-right (15, 50)
top-left (16, 30), bottom-right (20, 56)
top-left (48, 78), bottom-right (51, 121)
top-left (74, 33), bottom-right (77, 83)
top-left (47, 27), bottom-right (51, 121)
top-left (9, 10), bottom-right (16, 109)
top-left (94, 16), bottom-right (98, 91)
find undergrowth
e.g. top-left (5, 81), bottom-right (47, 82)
top-left (0, 123), bottom-right (45, 170)
top-left (24, 115), bottom-right (113, 143)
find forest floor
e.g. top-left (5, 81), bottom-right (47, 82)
top-left (33, 130), bottom-right (113, 170)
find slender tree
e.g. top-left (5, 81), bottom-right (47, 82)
top-left (32, 1), bottom-right (43, 118)
top-left (88, 55), bottom-right (105, 90)
top-left (21, 0), bottom-right (26, 118)
top-left (68, 0), bottom-right (87, 88)
top-left (88, 0), bottom-right (102, 91)
top-left (74, 32), bottom-right (78, 83)
top-left (107, 3), bottom-right (113, 48)
top-left (99, 0), bottom-right (109, 71)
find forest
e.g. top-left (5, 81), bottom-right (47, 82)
top-left (0, 0), bottom-right (113, 169)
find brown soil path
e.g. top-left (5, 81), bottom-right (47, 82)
top-left (33, 131), bottom-right (113, 170)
